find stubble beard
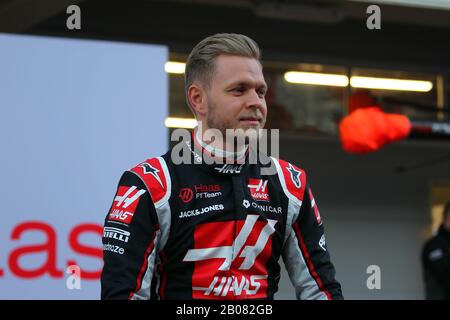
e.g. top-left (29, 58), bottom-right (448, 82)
top-left (208, 107), bottom-right (267, 155)
top-left (205, 100), bottom-right (231, 138)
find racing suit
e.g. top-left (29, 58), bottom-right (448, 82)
top-left (422, 224), bottom-right (450, 299)
top-left (101, 131), bottom-right (343, 300)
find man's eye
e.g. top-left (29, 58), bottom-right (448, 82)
top-left (232, 88), bottom-right (245, 94)
top-left (258, 89), bottom-right (267, 97)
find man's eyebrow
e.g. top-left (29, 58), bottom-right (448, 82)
top-left (227, 81), bottom-right (268, 89)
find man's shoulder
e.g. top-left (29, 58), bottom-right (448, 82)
top-left (270, 157), bottom-right (307, 175)
top-left (425, 227), bottom-right (449, 247)
top-left (127, 151), bottom-right (170, 173)
top-left (270, 157), bottom-right (308, 203)
top-left (124, 153), bottom-right (172, 205)
top-left (422, 232), bottom-right (446, 257)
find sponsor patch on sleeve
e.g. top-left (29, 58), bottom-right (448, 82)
top-left (108, 185), bottom-right (146, 224)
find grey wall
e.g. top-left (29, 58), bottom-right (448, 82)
top-left (275, 134), bottom-right (450, 299)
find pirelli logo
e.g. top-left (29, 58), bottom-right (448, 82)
top-left (103, 227), bottom-right (130, 243)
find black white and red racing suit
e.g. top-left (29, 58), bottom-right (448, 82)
top-left (101, 132), bottom-right (343, 300)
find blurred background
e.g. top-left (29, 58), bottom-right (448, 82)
top-left (0, 0), bottom-right (449, 299)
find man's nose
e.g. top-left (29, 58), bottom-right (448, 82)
top-left (244, 89), bottom-right (264, 109)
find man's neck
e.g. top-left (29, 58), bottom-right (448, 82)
top-left (195, 127), bottom-right (247, 160)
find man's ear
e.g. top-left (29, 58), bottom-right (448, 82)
top-left (187, 84), bottom-right (207, 117)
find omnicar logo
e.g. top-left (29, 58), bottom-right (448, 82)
top-left (183, 215), bottom-right (277, 299)
top-left (103, 227), bottom-right (130, 243)
top-left (242, 200), bottom-right (282, 214)
top-left (248, 179), bottom-right (269, 201)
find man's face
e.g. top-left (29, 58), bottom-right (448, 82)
top-left (203, 55), bottom-right (268, 135)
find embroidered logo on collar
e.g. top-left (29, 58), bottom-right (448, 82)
top-left (214, 164), bottom-right (244, 174)
top-left (287, 163), bottom-right (301, 189)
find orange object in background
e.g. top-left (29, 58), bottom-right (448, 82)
top-left (339, 107), bottom-right (411, 154)
top-left (348, 90), bottom-right (377, 113)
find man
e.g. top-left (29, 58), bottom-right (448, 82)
top-left (101, 33), bottom-right (343, 300)
top-left (422, 203), bottom-right (450, 299)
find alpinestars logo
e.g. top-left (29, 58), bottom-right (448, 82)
top-left (248, 179), bottom-right (270, 201)
top-left (139, 162), bottom-right (163, 188)
top-left (287, 163), bottom-right (301, 188)
top-left (108, 186), bottom-right (146, 224)
top-left (183, 215), bottom-right (277, 299)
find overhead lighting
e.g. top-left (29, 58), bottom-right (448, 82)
top-left (284, 71), bottom-right (349, 87)
top-left (350, 76), bottom-right (433, 92)
top-left (165, 61), bottom-right (185, 74)
top-left (350, 0), bottom-right (450, 11)
top-left (285, 70), bottom-right (433, 92)
top-left (164, 117), bottom-right (197, 129)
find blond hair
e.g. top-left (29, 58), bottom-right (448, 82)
top-left (184, 33), bottom-right (261, 114)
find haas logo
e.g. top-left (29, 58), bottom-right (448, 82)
top-left (179, 188), bottom-right (194, 203)
top-left (108, 186), bottom-right (146, 224)
top-left (183, 215), bottom-right (277, 299)
top-left (248, 179), bottom-right (270, 201)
